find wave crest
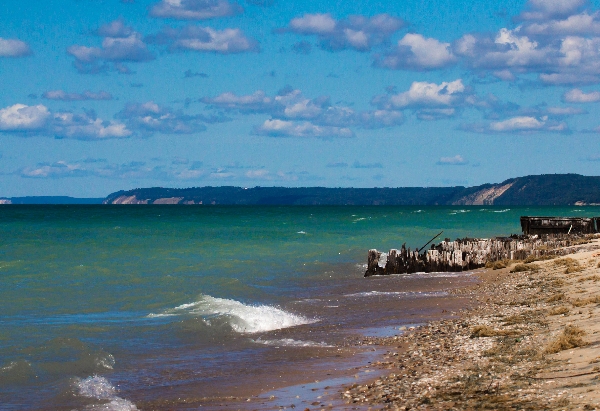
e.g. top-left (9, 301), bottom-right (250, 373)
top-left (149, 295), bottom-right (316, 333)
top-left (75, 375), bottom-right (138, 411)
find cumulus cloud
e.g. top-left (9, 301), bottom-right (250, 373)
top-left (450, 1), bottom-right (600, 85)
top-left (42, 90), bottom-right (113, 101)
top-left (519, 0), bottom-right (587, 21)
top-left (374, 33), bottom-right (456, 70)
top-left (463, 115), bottom-right (568, 133)
top-left (281, 13), bottom-right (404, 51)
top-left (0, 104), bottom-right (50, 131)
top-left (455, 28), bottom-right (551, 70)
top-left (68, 20), bottom-right (154, 73)
top-left (53, 111), bottom-right (132, 140)
top-left (253, 119), bottom-right (354, 138)
top-left (148, 25), bottom-right (258, 53)
top-left (150, 0), bottom-right (242, 20)
top-left (0, 38), bottom-right (32, 57)
top-left (0, 103), bottom-right (131, 140)
top-left (372, 79), bottom-right (469, 119)
top-left (202, 90), bottom-right (275, 112)
top-left (115, 101), bottom-right (225, 135)
top-left (563, 88), bottom-right (600, 102)
top-left (202, 87), bottom-right (403, 132)
top-left (94, 18), bottom-right (134, 38)
top-left (20, 161), bottom-right (89, 178)
top-left (437, 155), bottom-right (468, 165)
top-left (524, 11), bottom-right (600, 36)
top-left (545, 106), bottom-right (586, 115)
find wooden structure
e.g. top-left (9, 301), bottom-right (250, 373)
top-left (520, 216), bottom-right (599, 235)
top-left (365, 236), bottom-right (584, 277)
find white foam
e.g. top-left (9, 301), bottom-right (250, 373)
top-left (253, 338), bottom-right (333, 348)
top-left (450, 209), bottom-right (470, 215)
top-left (75, 376), bottom-right (138, 411)
top-left (297, 231), bottom-right (307, 234)
top-left (149, 295), bottom-right (316, 334)
top-left (492, 209), bottom-right (510, 213)
top-left (95, 353), bottom-right (115, 370)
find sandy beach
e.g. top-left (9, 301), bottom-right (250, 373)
top-left (343, 237), bottom-right (600, 410)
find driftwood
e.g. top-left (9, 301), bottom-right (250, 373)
top-left (365, 235), bottom-right (596, 277)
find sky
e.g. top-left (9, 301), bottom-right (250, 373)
top-left (1, 0), bottom-right (600, 197)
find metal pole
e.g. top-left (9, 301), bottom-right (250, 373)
top-left (417, 231), bottom-right (444, 253)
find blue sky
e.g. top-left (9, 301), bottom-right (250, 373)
top-left (1, 0), bottom-right (600, 197)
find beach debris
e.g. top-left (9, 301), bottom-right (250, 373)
top-left (365, 234), bottom-right (599, 277)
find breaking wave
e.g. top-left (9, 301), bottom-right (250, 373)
top-left (75, 375), bottom-right (138, 411)
top-left (148, 295), bottom-right (316, 333)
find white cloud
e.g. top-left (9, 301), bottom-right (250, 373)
top-left (149, 0), bottom-right (242, 20)
top-left (525, 11), bottom-right (600, 36)
top-left (0, 104), bottom-right (50, 131)
top-left (52, 112), bottom-right (132, 140)
top-left (154, 26), bottom-right (258, 53)
top-left (68, 22), bottom-right (154, 73)
top-left (483, 116), bottom-right (567, 132)
top-left (546, 106), bottom-right (586, 115)
top-left (0, 38), bottom-right (31, 57)
top-left (289, 13), bottom-right (337, 35)
top-left (68, 33), bottom-right (153, 63)
top-left (95, 19), bottom-right (134, 38)
top-left (254, 119), bottom-right (354, 138)
top-left (437, 155), bottom-right (468, 165)
top-left (202, 91), bottom-right (273, 111)
top-left (520, 0), bottom-right (587, 20)
top-left (202, 88), bottom-right (404, 131)
top-left (115, 101), bottom-right (215, 135)
top-left (283, 13), bottom-right (404, 51)
top-left (492, 70), bottom-right (517, 81)
top-left (42, 90), bottom-right (113, 101)
top-left (563, 88), bottom-right (600, 102)
top-left (0, 103), bottom-right (132, 140)
top-left (489, 116), bottom-right (546, 131)
top-left (245, 169), bottom-right (271, 178)
top-left (375, 33), bottom-right (456, 70)
top-left (385, 80), bottom-right (466, 108)
top-left (20, 161), bottom-right (88, 178)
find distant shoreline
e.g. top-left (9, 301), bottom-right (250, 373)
top-left (3, 173), bottom-right (600, 205)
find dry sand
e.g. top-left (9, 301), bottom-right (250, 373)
top-left (343, 237), bottom-right (600, 410)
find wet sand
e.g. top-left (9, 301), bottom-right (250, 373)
top-left (342, 237), bottom-right (600, 410)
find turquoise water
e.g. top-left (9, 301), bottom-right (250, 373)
top-left (1, 205), bottom-right (598, 410)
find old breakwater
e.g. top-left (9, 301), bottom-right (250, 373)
top-left (365, 234), bottom-right (598, 277)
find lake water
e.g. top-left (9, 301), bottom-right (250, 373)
top-left (1, 205), bottom-right (597, 410)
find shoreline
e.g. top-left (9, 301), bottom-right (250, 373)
top-left (343, 237), bottom-right (600, 410)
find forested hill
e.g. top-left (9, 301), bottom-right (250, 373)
top-left (103, 174), bottom-right (600, 206)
